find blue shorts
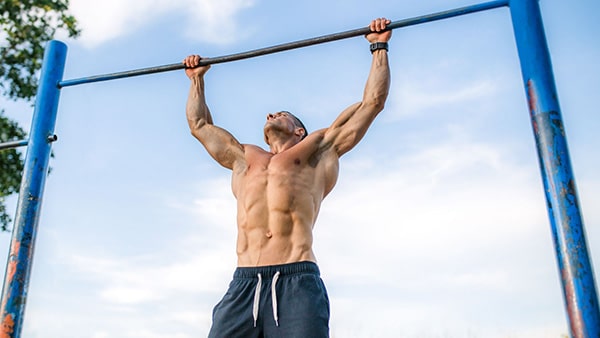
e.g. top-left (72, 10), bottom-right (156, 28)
top-left (208, 261), bottom-right (330, 338)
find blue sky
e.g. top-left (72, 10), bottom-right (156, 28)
top-left (2, 0), bottom-right (600, 337)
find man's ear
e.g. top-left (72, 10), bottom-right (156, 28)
top-left (295, 127), bottom-right (306, 138)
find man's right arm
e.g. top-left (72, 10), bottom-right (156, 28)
top-left (184, 55), bottom-right (244, 170)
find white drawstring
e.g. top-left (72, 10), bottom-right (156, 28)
top-left (252, 271), bottom-right (281, 327)
top-left (271, 271), bottom-right (281, 326)
top-left (253, 273), bottom-right (262, 327)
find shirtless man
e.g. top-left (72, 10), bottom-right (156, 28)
top-left (184, 17), bottom-right (392, 338)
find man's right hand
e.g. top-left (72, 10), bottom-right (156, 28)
top-left (183, 54), bottom-right (211, 79)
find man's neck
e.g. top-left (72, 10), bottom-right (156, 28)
top-left (268, 137), bottom-right (299, 154)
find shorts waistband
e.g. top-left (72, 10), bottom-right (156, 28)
top-left (233, 261), bottom-right (320, 279)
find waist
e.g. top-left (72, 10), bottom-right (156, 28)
top-left (233, 261), bottom-right (320, 279)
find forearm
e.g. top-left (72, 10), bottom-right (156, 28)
top-left (362, 49), bottom-right (390, 111)
top-left (323, 49), bottom-right (391, 156)
top-left (186, 75), bottom-right (213, 134)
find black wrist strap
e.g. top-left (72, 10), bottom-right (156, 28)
top-left (370, 42), bottom-right (389, 54)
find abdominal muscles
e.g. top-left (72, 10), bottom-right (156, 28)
top-left (235, 168), bottom-right (319, 267)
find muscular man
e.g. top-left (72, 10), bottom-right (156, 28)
top-left (184, 17), bottom-right (392, 338)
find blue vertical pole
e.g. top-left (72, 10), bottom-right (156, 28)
top-left (509, 0), bottom-right (600, 337)
top-left (0, 40), bottom-right (67, 338)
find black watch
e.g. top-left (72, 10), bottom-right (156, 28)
top-left (370, 42), bottom-right (389, 54)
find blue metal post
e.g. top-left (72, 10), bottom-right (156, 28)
top-left (509, 0), bottom-right (600, 336)
top-left (0, 40), bottom-right (67, 338)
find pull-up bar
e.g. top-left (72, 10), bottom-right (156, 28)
top-left (0, 136), bottom-right (57, 151)
top-left (2, 1), bottom-right (599, 337)
top-left (0, 140), bottom-right (28, 151)
top-left (58, 0), bottom-right (508, 88)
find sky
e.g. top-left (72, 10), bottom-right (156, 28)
top-left (1, 0), bottom-right (600, 337)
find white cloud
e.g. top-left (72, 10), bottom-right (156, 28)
top-left (313, 136), bottom-right (567, 336)
top-left (68, 0), bottom-right (255, 48)
top-left (316, 138), bottom-right (546, 270)
top-left (65, 235), bottom-right (234, 305)
top-left (60, 187), bottom-right (236, 307)
top-left (389, 78), bottom-right (498, 120)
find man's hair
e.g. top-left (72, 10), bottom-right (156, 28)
top-left (282, 111), bottom-right (308, 140)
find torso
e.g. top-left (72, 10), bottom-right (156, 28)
top-left (231, 130), bottom-right (339, 266)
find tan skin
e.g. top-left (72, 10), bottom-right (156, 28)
top-left (184, 18), bottom-right (391, 267)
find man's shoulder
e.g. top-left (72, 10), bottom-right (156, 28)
top-left (242, 144), bottom-right (272, 161)
top-left (311, 128), bottom-right (328, 136)
top-left (300, 128), bottom-right (327, 144)
top-left (242, 144), bottom-right (268, 153)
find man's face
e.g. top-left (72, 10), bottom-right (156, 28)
top-left (265, 111), bottom-right (297, 132)
top-left (266, 111), bottom-right (295, 126)
top-left (264, 111), bottom-right (301, 144)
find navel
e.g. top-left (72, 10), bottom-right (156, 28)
top-left (294, 158), bottom-right (301, 165)
top-left (265, 230), bottom-right (273, 238)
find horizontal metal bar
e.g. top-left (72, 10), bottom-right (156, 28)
top-left (0, 139), bottom-right (29, 151)
top-left (58, 0), bottom-right (508, 88)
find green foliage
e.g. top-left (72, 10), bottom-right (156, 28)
top-left (1, 0), bottom-right (80, 100)
top-left (0, 110), bottom-right (26, 231)
top-left (1, 0), bottom-right (80, 231)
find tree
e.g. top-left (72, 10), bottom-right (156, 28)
top-left (0, 115), bottom-right (26, 231)
top-left (1, 0), bottom-right (80, 231)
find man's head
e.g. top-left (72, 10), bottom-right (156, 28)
top-left (264, 111), bottom-right (308, 145)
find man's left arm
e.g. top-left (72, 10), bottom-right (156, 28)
top-left (323, 18), bottom-right (392, 157)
